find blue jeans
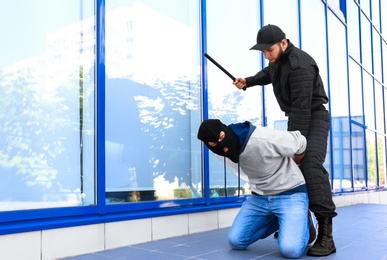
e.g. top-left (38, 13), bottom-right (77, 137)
top-left (228, 185), bottom-right (310, 259)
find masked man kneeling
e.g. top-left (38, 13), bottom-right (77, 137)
top-left (197, 119), bottom-right (317, 259)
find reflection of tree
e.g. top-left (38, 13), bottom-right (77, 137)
top-left (0, 68), bottom-right (89, 201)
top-left (135, 75), bottom-right (200, 185)
top-left (378, 138), bottom-right (386, 186)
top-left (208, 90), bottom-right (244, 123)
top-left (367, 140), bottom-right (377, 185)
top-left (0, 66), bottom-right (201, 200)
top-left (367, 137), bottom-right (386, 187)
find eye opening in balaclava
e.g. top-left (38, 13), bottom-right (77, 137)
top-left (197, 119), bottom-right (240, 163)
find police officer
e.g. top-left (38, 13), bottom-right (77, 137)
top-left (233, 24), bottom-right (337, 256)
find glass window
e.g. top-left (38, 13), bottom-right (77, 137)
top-left (332, 117), bottom-right (354, 191)
top-left (377, 134), bottom-right (386, 188)
top-left (361, 14), bottom-right (372, 72)
top-left (371, 0), bottom-right (380, 32)
top-left (382, 0), bottom-right (387, 35)
top-left (104, 0), bottom-right (202, 203)
top-left (375, 82), bottom-right (384, 133)
top-left (0, 0), bottom-right (96, 211)
top-left (383, 41), bottom-right (387, 89)
top-left (352, 123), bottom-right (366, 190)
top-left (363, 72), bottom-right (375, 130)
top-left (301, 1), bottom-right (328, 91)
top-left (328, 10), bottom-right (350, 189)
top-left (373, 28), bottom-right (382, 81)
top-left (347, 1), bottom-right (361, 62)
top-left (349, 59), bottom-right (364, 123)
top-left (385, 84), bottom-right (387, 134)
top-left (366, 130), bottom-right (377, 189)
top-left (328, 13), bottom-right (349, 118)
top-left (206, 0), bottom-right (260, 196)
top-left (360, 0), bottom-right (371, 18)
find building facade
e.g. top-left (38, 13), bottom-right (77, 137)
top-left (0, 0), bottom-right (386, 259)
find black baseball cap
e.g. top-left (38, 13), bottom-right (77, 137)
top-left (250, 24), bottom-right (286, 51)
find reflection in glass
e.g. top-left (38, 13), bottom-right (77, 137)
top-left (328, 12), bottom-right (348, 118)
top-left (372, 28), bottom-right (382, 81)
top-left (206, 0), bottom-right (260, 197)
top-left (383, 0), bottom-right (387, 37)
top-left (300, 0), bottom-right (328, 93)
top-left (328, 11), bottom-right (351, 190)
top-left (377, 134), bottom-right (386, 188)
top-left (348, 59), bottom-right (363, 122)
top-left (104, 1), bottom-right (202, 203)
top-left (360, 15), bottom-right (372, 72)
top-left (366, 130), bottom-right (377, 189)
top-left (351, 123), bottom-right (366, 190)
top-left (374, 82), bottom-right (384, 133)
top-left (384, 41), bottom-right (387, 89)
top-left (363, 73), bottom-right (375, 130)
top-left (346, 1), bottom-right (361, 62)
top-left (331, 117), bottom-right (353, 191)
top-left (371, 0), bottom-right (380, 32)
top-left (0, 0), bottom-right (96, 211)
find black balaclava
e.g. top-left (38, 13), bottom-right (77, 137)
top-left (197, 119), bottom-right (240, 163)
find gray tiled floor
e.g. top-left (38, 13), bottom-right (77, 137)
top-left (63, 204), bottom-right (387, 260)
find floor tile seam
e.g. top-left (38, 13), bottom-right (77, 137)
top-left (249, 249), bottom-right (279, 259)
top-left (170, 243), bottom-right (192, 248)
top-left (181, 249), bottom-right (224, 259)
top-left (336, 239), bottom-right (387, 249)
top-left (336, 241), bottom-right (357, 252)
top-left (131, 242), bottom-right (229, 257)
top-left (137, 249), bottom-right (196, 258)
top-left (84, 251), bottom-right (122, 258)
top-left (127, 245), bottom-right (167, 254)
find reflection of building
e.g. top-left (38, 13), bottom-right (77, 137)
top-left (330, 116), bottom-right (366, 191)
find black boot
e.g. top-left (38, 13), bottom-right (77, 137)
top-left (307, 217), bottom-right (336, 256)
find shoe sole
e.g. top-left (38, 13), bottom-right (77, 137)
top-left (307, 248), bottom-right (336, 256)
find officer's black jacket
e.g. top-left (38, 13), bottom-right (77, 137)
top-left (245, 40), bottom-right (328, 138)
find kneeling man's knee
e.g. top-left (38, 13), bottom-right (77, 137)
top-left (279, 245), bottom-right (304, 259)
top-left (228, 233), bottom-right (249, 250)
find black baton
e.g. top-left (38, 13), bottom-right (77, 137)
top-left (204, 53), bottom-right (246, 91)
top-left (204, 53), bottom-right (235, 81)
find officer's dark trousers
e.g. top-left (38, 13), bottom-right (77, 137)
top-left (299, 110), bottom-right (337, 219)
